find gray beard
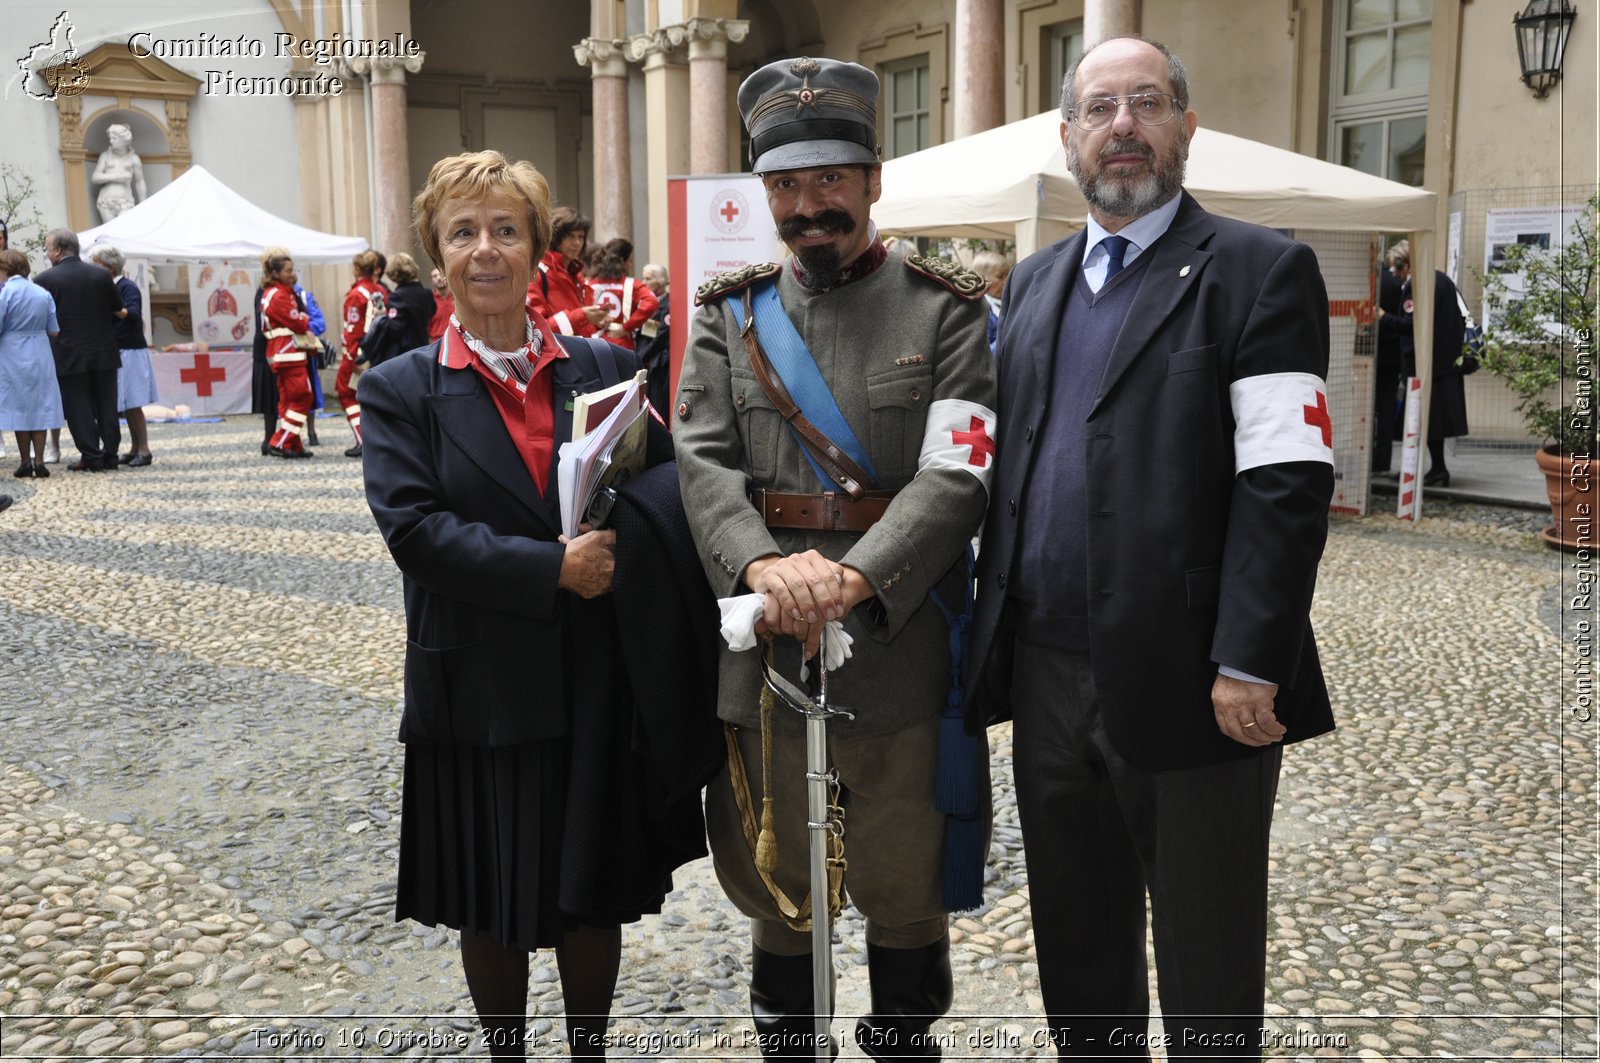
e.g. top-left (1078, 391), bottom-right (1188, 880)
top-left (1069, 132), bottom-right (1188, 221)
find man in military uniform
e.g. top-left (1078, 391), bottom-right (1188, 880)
top-left (675, 57), bottom-right (999, 1059)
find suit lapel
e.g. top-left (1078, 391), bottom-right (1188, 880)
top-left (1020, 233), bottom-right (1086, 403)
top-left (429, 365), bottom-right (563, 536)
top-left (1091, 193), bottom-right (1216, 416)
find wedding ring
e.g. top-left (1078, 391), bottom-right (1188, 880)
top-left (1242, 720), bottom-right (1257, 729)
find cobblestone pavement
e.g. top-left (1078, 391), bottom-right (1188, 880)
top-left (0, 418), bottom-right (1593, 1060)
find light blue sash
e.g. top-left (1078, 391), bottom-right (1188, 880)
top-left (729, 280), bottom-right (880, 491)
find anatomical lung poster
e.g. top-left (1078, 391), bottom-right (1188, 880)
top-left (187, 260), bottom-right (257, 349)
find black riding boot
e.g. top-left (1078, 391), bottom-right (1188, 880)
top-left (854, 939), bottom-right (954, 1060)
top-left (750, 946), bottom-right (837, 1060)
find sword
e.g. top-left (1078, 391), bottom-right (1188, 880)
top-left (759, 625), bottom-right (854, 1062)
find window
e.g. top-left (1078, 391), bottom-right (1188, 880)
top-left (883, 57), bottom-right (930, 160)
top-left (1330, 0), bottom-right (1431, 185)
top-left (1047, 20), bottom-right (1085, 111)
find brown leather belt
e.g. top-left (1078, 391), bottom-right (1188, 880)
top-left (752, 489), bottom-right (895, 533)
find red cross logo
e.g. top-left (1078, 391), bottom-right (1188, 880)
top-left (952, 416), bottom-right (995, 467)
top-left (1302, 391), bottom-right (1332, 448)
top-left (180, 353), bottom-right (228, 397)
top-left (719, 200), bottom-right (741, 224)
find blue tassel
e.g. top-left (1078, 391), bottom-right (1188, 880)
top-left (942, 812), bottom-right (986, 912)
top-left (930, 547), bottom-right (987, 913)
top-left (936, 706), bottom-right (982, 816)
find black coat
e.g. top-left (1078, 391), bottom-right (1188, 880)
top-left (360, 335), bottom-right (692, 912)
top-left (359, 333), bottom-right (674, 747)
top-left (556, 461), bottom-right (722, 909)
top-left (34, 254), bottom-right (122, 374)
top-left (1376, 267), bottom-right (1404, 380)
top-left (968, 192), bottom-right (1336, 771)
top-left (386, 281), bottom-right (436, 354)
top-left (1388, 270), bottom-right (1469, 440)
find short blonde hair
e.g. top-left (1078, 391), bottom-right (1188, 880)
top-left (352, 250), bottom-right (381, 278)
top-left (413, 151), bottom-right (552, 271)
top-left (1386, 239), bottom-right (1410, 271)
top-left (386, 251), bottom-right (420, 285)
top-left (260, 244), bottom-right (292, 285)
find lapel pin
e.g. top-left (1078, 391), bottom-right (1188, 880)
top-left (1179, 265), bottom-right (1191, 278)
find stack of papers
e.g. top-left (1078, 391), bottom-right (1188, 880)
top-left (557, 370), bottom-right (650, 538)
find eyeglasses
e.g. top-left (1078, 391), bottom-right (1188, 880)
top-left (1067, 92), bottom-right (1182, 131)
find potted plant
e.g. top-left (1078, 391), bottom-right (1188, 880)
top-left (1477, 193), bottom-right (1597, 550)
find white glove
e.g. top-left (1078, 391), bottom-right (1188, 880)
top-left (716, 592), bottom-right (853, 675)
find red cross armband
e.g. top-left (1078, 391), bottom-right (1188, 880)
top-left (919, 399), bottom-right (999, 492)
top-left (1229, 372), bottom-right (1336, 473)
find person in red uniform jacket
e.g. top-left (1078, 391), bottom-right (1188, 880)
top-left (525, 206), bottom-right (611, 338)
top-left (336, 250), bottom-right (387, 456)
top-left (426, 266), bottom-right (455, 341)
top-left (259, 247), bottom-right (315, 457)
top-left (585, 238), bottom-right (659, 352)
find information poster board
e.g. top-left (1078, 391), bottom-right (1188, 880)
top-left (1481, 204), bottom-right (1586, 332)
top-left (666, 174), bottom-right (785, 406)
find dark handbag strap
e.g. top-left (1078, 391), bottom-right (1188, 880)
top-left (556, 334), bottom-right (623, 387)
top-left (738, 288), bottom-right (875, 499)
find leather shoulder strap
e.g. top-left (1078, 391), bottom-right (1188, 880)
top-left (737, 287), bottom-right (875, 499)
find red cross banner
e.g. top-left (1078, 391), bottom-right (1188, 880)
top-left (918, 398), bottom-right (999, 489)
top-left (150, 348), bottom-right (254, 415)
top-left (1230, 371), bottom-right (1336, 473)
top-left (667, 174), bottom-right (784, 409)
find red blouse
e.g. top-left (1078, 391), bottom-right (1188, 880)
top-left (436, 312), bottom-right (568, 495)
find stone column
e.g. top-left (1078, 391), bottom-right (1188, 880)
top-left (685, 17), bottom-right (750, 173)
top-left (348, 53), bottom-right (425, 256)
top-left (575, 38), bottom-right (631, 242)
top-left (629, 30), bottom-right (690, 267)
top-left (1085, 0), bottom-right (1142, 47)
top-left (954, 0), bottom-right (1003, 138)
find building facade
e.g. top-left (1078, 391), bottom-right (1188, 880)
top-left (3, 0), bottom-right (1592, 435)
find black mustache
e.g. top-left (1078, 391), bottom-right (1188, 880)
top-left (778, 210), bottom-right (856, 242)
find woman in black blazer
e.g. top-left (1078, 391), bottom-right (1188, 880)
top-left (377, 251), bottom-right (435, 354)
top-left (359, 151), bottom-right (683, 1060)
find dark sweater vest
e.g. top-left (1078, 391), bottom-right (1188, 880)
top-left (1014, 252), bottom-right (1151, 651)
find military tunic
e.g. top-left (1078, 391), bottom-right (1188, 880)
top-left (675, 252), bottom-right (998, 738)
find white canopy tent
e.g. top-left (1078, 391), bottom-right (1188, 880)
top-left (79, 165), bottom-right (367, 265)
top-left (876, 111), bottom-right (1436, 257)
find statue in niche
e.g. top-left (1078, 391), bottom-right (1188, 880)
top-left (91, 123), bottom-right (146, 222)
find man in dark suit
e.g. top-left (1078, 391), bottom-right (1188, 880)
top-left (1372, 255), bottom-right (1405, 474)
top-left (35, 228), bottom-right (126, 470)
top-left (967, 37), bottom-right (1336, 1058)
top-left (637, 262), bottom-right (671, 416)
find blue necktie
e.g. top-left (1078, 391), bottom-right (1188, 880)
top-left (1101, 235), bottom-right (1131, 281)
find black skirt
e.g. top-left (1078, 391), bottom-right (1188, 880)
top-left (394, 597), bottom-right (698, 953)
top-left (396, 740), bottom-right (579, 952)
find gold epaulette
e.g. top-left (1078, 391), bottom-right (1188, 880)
top-left (695, 262), bottom-right (783, 306)
top-left (904, 253), bottom-right (987, 301)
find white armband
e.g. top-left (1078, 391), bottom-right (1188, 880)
top-left (1230, 372), bottom-right (1335, 473)
top-left (919, 398), bottom-right (998, 492)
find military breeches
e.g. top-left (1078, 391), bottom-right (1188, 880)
top-left (706, 716), bottom-right (987, 955)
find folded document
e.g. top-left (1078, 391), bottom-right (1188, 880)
top-left (557, 370), bottom-right (650, 538)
